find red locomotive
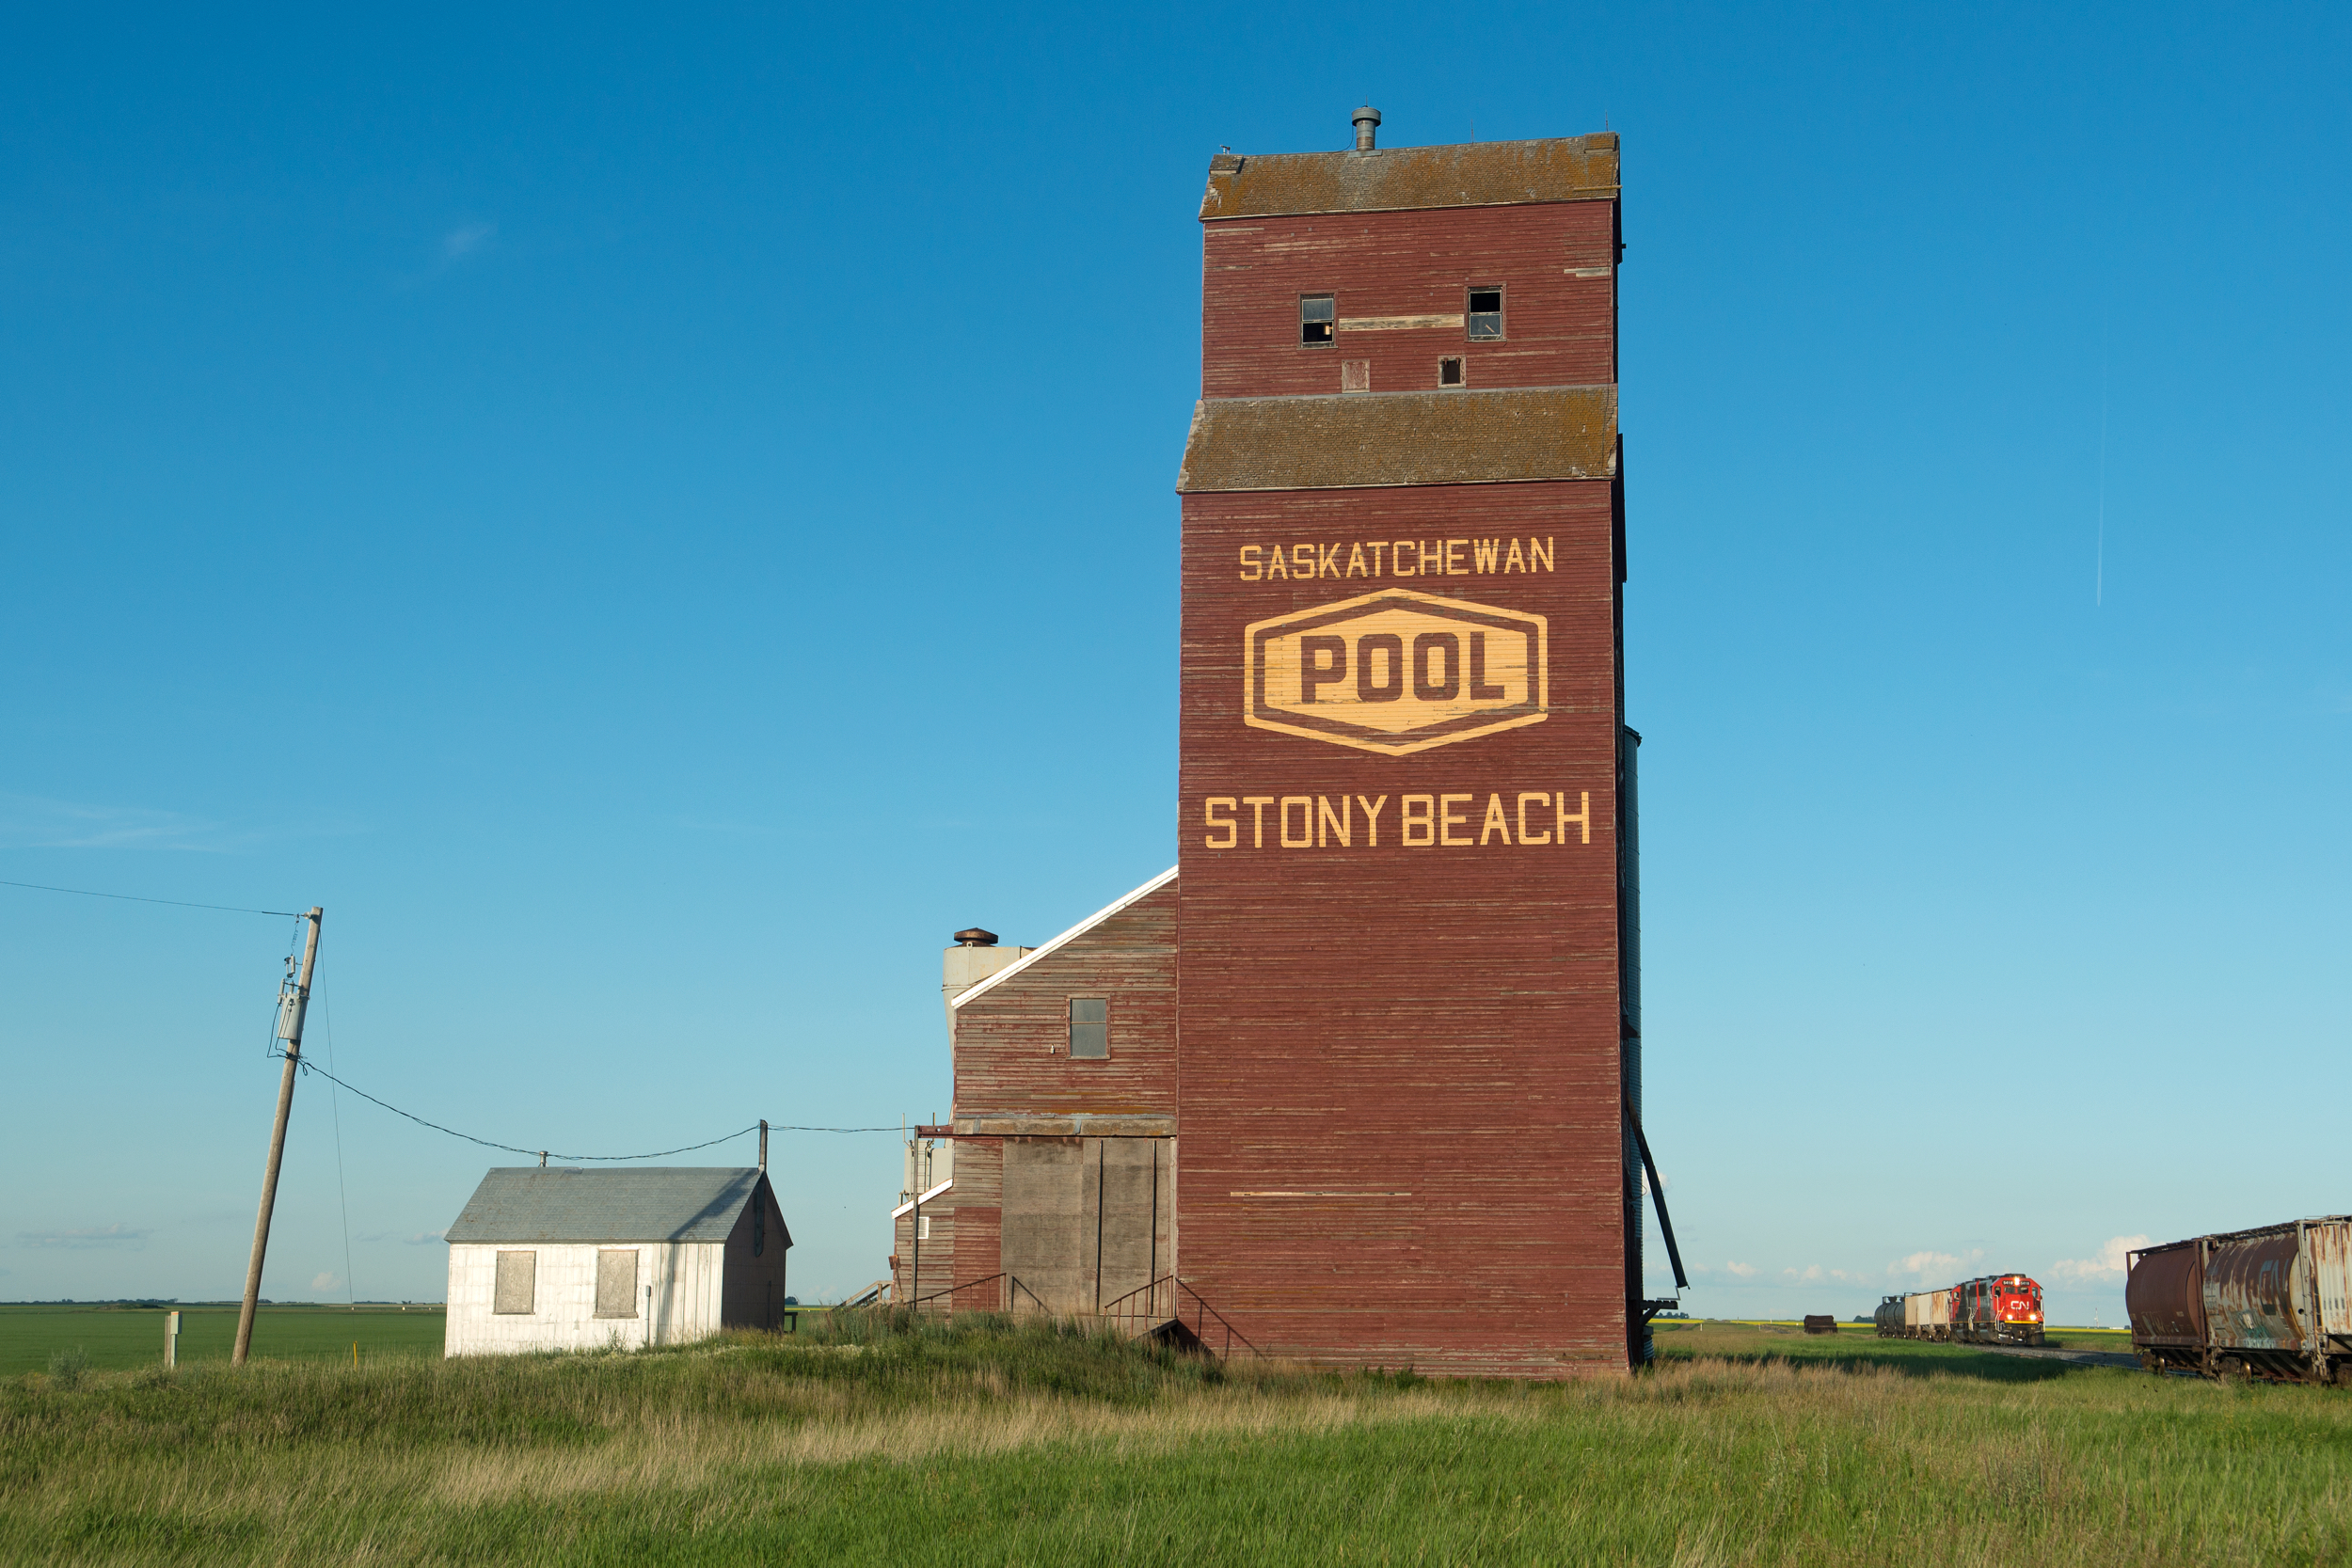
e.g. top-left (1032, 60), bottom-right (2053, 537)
top-left (1873, 1273), bottom-right (2045, 1346)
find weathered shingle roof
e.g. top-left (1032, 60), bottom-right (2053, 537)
top-left (1200, 135), bottom-right (1618, 222)
top-left (1176, 387), bottom-right (1618, 494)
top-left (444, 1166), bottom-right (779, 1244)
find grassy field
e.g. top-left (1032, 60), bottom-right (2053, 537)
top-left (0, 1303), bottom-right (840, 1377)
top-left (5, 1312), bottom-right (2347, 1565)
top-left (0, 1304), bottom-right (449, 1376)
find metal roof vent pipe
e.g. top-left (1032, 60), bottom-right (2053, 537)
top-left (1353, 105), bottom-right (1381, 151)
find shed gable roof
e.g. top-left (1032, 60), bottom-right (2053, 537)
top-left (444, 1166), bottom-right (779, 1244)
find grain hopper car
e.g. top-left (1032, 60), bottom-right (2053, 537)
top-left (2127, 1215), bottom-right (2352, 1385)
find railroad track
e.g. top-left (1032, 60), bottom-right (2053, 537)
top-left (1973, 1344), bottom-right (2139, 1370)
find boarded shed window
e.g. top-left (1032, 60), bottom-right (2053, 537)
top-left (1467, 287), bottom-right (1504, 341)
top-left (1438, 356), bottom-right (1464, 387)
top-left (595, 1250), bottom-right (639, 1318)
top-left (1299, 294), bottom-right (1335, 347)
top-left (1069, 997), bottom-right (1108, 1059)
top-left (493, 1250), bottom-right (536, 1315)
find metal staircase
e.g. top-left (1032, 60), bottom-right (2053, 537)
top-left (1099, 1275), bottom-right (1262, 1359)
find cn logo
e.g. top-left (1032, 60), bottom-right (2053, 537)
top-left (1244, 589), bottom-right (1547, 755)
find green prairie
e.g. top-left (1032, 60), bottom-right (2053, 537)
top-left (3, 1312), bottom-right (2345, 1565)
top-left (0, 1303), bottom-right (448, 1376)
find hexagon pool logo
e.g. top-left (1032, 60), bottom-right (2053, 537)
top-left (1244, 589), bottom-right (1547, 755)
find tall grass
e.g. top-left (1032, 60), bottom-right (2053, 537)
top-left (3, 1315), bottom-right (2346, 1564)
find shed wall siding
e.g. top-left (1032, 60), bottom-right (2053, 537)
top-left (445, 1241), bottom-right (726, 1355)
top-left (720, 1182), bottom-right (793, 1330)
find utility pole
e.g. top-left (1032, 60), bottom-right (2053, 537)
top-left (234, 907), bottom-right (323, 1367)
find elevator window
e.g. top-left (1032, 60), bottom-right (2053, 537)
top-left (1467, 287), bottom-right (1504, 341)
top-left (1069, 997), bottom-right (1109, 1058)
top-left (1300, 294), bottom-right (1335, 347)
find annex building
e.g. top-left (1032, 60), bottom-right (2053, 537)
top-left (446, 1165), bottom-right (790, 1355)
top-left (892, 110), bottom-right (1682, 1377)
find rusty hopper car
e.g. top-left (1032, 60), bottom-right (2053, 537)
top-left (2127, 1215), bottom-right (2352, 1385)
top-left (1874, 1275), bottom-right (2043, 1345)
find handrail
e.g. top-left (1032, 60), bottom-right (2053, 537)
top-left (908, 1272), bottom-right (1009, 1312)
top-left (906, 1272), bottom-right (1049, 1316)
top-left (1174, 1278), bottom-right (1263, 1360)
top-left (1099, 1274), bottom-right (1261, 1359)
top-left (1099, 1274), bottom-right (1171, 1320)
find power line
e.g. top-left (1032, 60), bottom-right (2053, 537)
top-left (0, 878), bottom-right (299, 918)
top-left (283, 1055), bottom-right (900, 1161)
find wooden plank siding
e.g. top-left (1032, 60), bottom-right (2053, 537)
top-left (1202, 200), bottom-right (1616, 401)
top-left (1179, 143), bottom-right (1631, 1379)
top-left (950, 881), bottom-right (1179, 1123)
top-left (931, 883), bottom-right (1179, 1315)
top-left (1177, 479), bottom-right (1626, 1377)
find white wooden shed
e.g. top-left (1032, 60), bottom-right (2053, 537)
top-left (443, 1166), bottom-right (791, 1356)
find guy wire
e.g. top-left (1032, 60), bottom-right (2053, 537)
top-left (323, 997), bottom-right (358, 1308)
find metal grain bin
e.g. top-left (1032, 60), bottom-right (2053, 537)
top-left (1874, 1294), bottom-right (1904, 1337)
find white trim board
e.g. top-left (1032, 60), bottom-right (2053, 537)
top-left (890, 1178), bottom-right (953, 1220)
top-left (949, 865), bottom-right (1178, 1012)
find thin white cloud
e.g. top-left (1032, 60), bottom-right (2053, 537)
top-left (1724, 1260), bottom-right (1757, 1278)
top-left (311, 1272), bottom-right (342, 1293)
top-left (358, 1229), bottom-right (447, 1246)
top-left (1784, 1264), bottom-right (1824, 1282)
top-left (441, 223), bottom-right (495, 260)
top-left (671, 816), bottom-right (785, 837)
top-left (2052, 1235), bottom-right (2149, 1284)
top-left (1891, 1248), bottom-right (1983, 1279)
top-left (19, 1223), bottom-right (151, 1248)
top-left (0, 793), bottom-right (231, 852)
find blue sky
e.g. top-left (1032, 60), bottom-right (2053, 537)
top-left (3, 1), bottom-right (2344, 1323)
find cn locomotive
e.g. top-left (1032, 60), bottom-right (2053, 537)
top-left (2127, 1214), bottom-right (2352, 1386)
top-left (1874, 1274), bottom-right (2045, 1346)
